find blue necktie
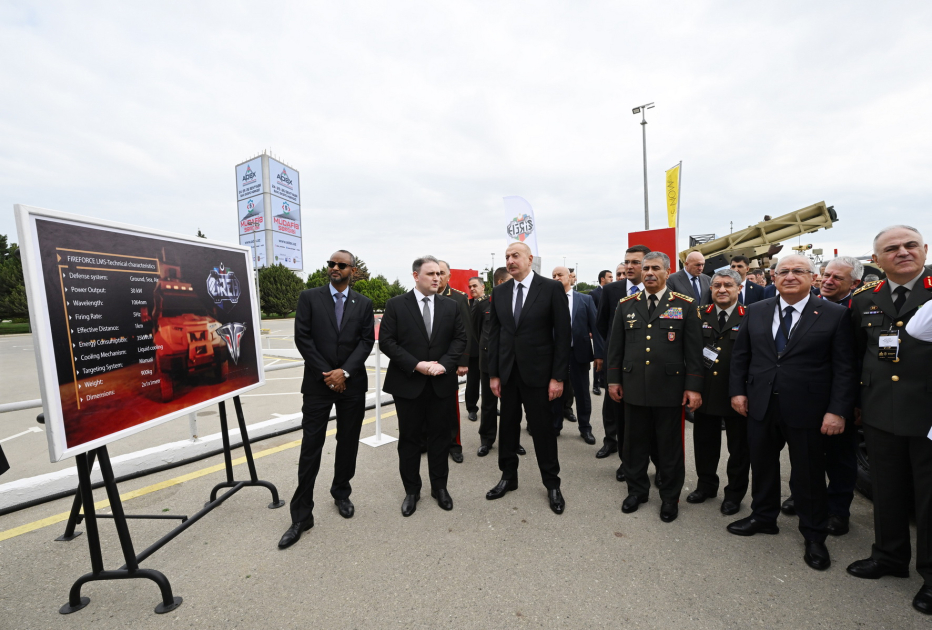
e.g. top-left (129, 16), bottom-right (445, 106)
top-left (629, 285), bottom-right (638, 296)
top-left (334, 293), bottom-right (345, 331)
top-left (691, 276), bottom-right (701, 301)
top-left (774, 305), bottom-right (794, 354)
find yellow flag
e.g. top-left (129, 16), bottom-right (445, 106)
top-left (665, 163), bottom-right (681, 228)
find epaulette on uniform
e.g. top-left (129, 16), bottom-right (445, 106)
top-left (451, 287), bottom-right (467, 296)
top-left (619, 292), bottom-right (640, 304)
top-left (670, 292), bottom-right (695, 303)
top-left (703, 304), bottom-right (715, 314)
top-left (853, 280), bottom-right (882, 296)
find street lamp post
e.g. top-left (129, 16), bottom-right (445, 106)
top-left (632, 102), bottom-right (655, 230)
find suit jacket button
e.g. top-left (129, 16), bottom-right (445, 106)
top-left (714, 359), bottom-right (719, 363)
top-left (647, 324), bottom-right (652, 328)
top-left (645, 361), bottom-right (650, 365)
top-left (892, 375), bottom-right (899, 381)
top-left (646, 348), bottom-right (651, 352)
top-left (713, 371), bottom-right (718, 376)
top-left (646, 336), bottom-right (651, 340)
top-left (896, 321), bottom-right (904, 327)
top-left (716, 347), bottom-right (721, 351)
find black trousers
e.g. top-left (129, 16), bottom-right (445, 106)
top-left (747, 396), bottom-right (828, 543)
top-left (623, 404), bottom-right (684, 502)
top-left (397, 387), bottom-right (452, 494)
top-left (0, 444), bottom-right (9, 477)
top-left (498, 365), bottom-right (561, 489)
top-left (479, 369), bottom-right (499, 446)
top-left (601, 396), bottom-right (625, 454)
top-left (290, 392), bottom-right (366, 523)
top-left (692, 410), bottom-right (750, 503)
top-left (465, 356), bottom-right (480, 413)
top-left (864, 424), bottom-right (932, 584)
top-left (449, 393), bottom-right (463, 455)
top-left (552, 360), bottom-right (592, 433)
top-left (823, 418), bottom-right (858, 518)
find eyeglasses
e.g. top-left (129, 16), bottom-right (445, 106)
top-left (327, 261), bottom-right (350, 270)
top-left (774, 268), bottom-right (813, 278)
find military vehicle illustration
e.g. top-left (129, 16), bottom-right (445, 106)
top-left (140, 249), bottom-right (230, 402)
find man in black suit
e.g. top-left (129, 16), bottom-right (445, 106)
top-left (728, 254), bottom-right (857, 571)
top-left (730, 255), bottom-right (765, 305)
top-left (437, 260), bottom-right (473, 464)
top-left (279, 250), bottom-right (375, 549)
top-left (594, 245), bottom-right (649, 481)
top-left (380, 255), bottom-right (467, 516)
top-left (465, 276), bottom-right (485, 422)
top-left (551, 266), bottom-right (603, 444)
top-left (486, 242), bottom-right (571, 514)
top-left (667, 251), bottom-right (711, 302)
top-left (589, 269), bottom-right (613, 395)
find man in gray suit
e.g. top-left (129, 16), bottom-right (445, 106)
top-left (667, 251), bottom-right (711, 302)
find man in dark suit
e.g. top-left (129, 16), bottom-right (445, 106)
top-left (279, 250), bottom-right (376, 549)
top-left (595, 245), bottom-right (649, 481)
top-left (380, 255), bottom-right (467, 517)
top-left (847, 226), bottom-right (932, 615)
top-left (551, 266), bottom-right (603, 444)
top-left (475, 267), bottom-right (525, 457)
top-left (589, 269), bottom-right (613, 395)
top-left (730, 255), bottom-right (765, 305)
top-left (437, 260), bottom-right (474, 464)
top-left (687, 269), bottom-right (750, 516)
top-left (486, 242), bottom-right (571, 514)
top-left (465, 276), bottom-right (486, 423)
top-left (667, 251), bottom-right (711, 302)
top-left (728, 254), bottom-right (857, 571)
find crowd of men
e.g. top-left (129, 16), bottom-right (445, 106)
top-left (280, 225), bottom-right (932, 617)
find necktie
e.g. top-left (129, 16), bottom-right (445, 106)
top-left (629, 285), bottom-right (638, 296)
top-left (718, 310), bottom-right (727, 330)
top-left (514, 283), bottom-right (524, 324)
top-left (739, 283), bottom-right (745, 304)
top-left (774, 306), bottom-right (794, 354)
top-left (334, 293), bottom-right (345, 331)
top-left (692, 276), bottom-right (701, 302)
top-left (648, 294), bottom-right (657, 316)
top-left (422, 297), bottom-right (431, 338)
top-left (893, 286), bottom-right (908, 313)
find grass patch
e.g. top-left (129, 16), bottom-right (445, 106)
top-left (0, 321), bottom-right (30, 335)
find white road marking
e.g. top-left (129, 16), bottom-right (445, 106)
top-left (0, 427), bottom-right (43, 444)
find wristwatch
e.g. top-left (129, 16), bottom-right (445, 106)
top-left (342, 369), bottom-right (350, 379)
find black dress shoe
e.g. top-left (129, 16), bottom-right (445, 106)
top-left (727, 516), bottom-right (779, 536)
top-left (615, 466), bottom-right (626, 482)
top-left (846, 558), bottom-right (909, 579)
top-left (660, 501), bottom-right (678, 523)
top-left (596, 444), bottom-right (618, 459)
top-left (720, 500), bottom-right (740, 516)
top-left (654, 472), bottom-right (663, 488)
top-left (686, 489), bottom-right (714, 504)
top-left (913, 585), bottom-right (932, 615)
top-left (467, 411), bottom-right (478, 421)
top-left (593, 385), bottom-right (601, 396)
top-left (401, 493), bottom-right (420, 517)
top-left (335, 498), bottom-right (354, 519)
top-left (477, 444), bottom-right (491, 457)
top-left (826, 514), bottom-right (849, 536)
top-left (431, 488), bottom-right (453, 511)
top-left (804, 540), bottom-right (831, 571)
top-left (621, 494), bottom-right (648, 513)
top-left (450, 451), bottom-right (464, 464)
top-left (581, 431), bottom-right (596, 445)
top-left (516, 444), bottom-right (526, 456)
top-left (278, 517), bottom-right (314, 549)
top-left (564, 410), bottom-right (577, 423)
top-left (486, 477), bottom-right (518, 500)
top-left (549, 488), bottom-right (565, 514)
top-left (781, 496), bottom-right (796, 516)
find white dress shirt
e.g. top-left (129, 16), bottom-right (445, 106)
top-left (329, 283), bottom-right (346, 301)
top-left (772, 294), bottom-right (810, 339)
top-left (512, 270), bottom-right (535, 314)
top-left (413, 288), bottom-right (435, 330)
top-left (566, 289), bottom-right (574, 345)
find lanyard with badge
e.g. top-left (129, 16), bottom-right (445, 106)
top-left (701, 317), bottom-right (731, 369)
top-left (878, 327), bottom-right (900, 361)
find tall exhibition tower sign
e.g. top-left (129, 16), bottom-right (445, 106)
top-left (235, 153), bottom-right (302, 272)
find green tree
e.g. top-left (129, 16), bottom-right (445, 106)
top-left (306, 264), bottom-right (330, 289)
top-left (0, 236), bottom-right (28, 319)
top-left (353, 276), bottom-right (390, 310)
top-left (575, 282), bottom-right (597, 294)
top-left (387, 278), bottom-right (407, 298)
top-left (258, 263), bottom-right (304, 317)
top-left (351, 257), bottom-right (370, 287)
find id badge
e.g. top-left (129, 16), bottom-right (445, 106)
top-left (702, 345), bottom-right (719, 369)
top-left (878, 330), bottom-right (899, 361)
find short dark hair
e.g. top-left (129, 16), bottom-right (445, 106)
top-left (598, 269), bottom-right (612, 281)
top-left (333, 249), bottom-right (356, 267)
top-left (731, 255), bottom-right (751, 266)
top-left (493, 267), bottom-right (510, 284)
top-left (748, 268), bottom-right (764, 277)
top-left (412, 255), bottom-right (440, 273)
top-left (468, 276), bottom-right (483, 284)
top-left (626, 244), bottom-right (651, 255)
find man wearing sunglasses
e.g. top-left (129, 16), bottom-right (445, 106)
top-left (279, 250), bottom-right (375, 549)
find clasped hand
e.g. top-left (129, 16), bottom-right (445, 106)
top-left (416, 361), bottom-right (446, 376)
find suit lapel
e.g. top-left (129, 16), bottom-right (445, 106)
top-left (646, 289), bottom-right (670, 324)
top-left (320, 286), bottom-right (339, 332)
top-left (516, 274), bottom-right (543, 328)
top-left (404, 291), bottom-right (431, 342)
top-left (873, 282), bottom-right (899, 319)
top-left (781, 296), bottom-right (818, 357)
top-left (724, 307), bottom-right (742, 331)
top-left (429, 296), bottom-right (446, 344)
top-left (500, 279), bottom-right (516, 331)
top-left (340, 288), bottom-right (358, 329)
top-left (571, 291), bottom-right (581, 326)
top-left (900, 271), bottom-right (932, 316)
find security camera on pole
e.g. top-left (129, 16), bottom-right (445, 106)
top-left (632, 102), bottom-right (655, 230)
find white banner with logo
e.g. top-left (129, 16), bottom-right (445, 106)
top-left (269, 157), bottom-right (300, 204)
top-left (239, 231), bottom-right (267, 267)
top-left (236, 157), bottom-right (263, 201)
top-left (503, 196), bottom-right (539, 257)
top-left (238, 196), bottom-right (265, 235)
top-left (271, 233), bottom-right (302, 270)
top-left (270, 198), bottom-right (301, 238)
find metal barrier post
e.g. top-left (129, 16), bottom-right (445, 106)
top-left (360, 339), bottom-right (396, 447)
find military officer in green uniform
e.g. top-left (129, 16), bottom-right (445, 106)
top-left (438, 260), bottom-right (475, 463)
top-left (686, 269), bottom-right (750, 516)
top-left (607, 251), bottom-right (704, 523)
top-left (846, 225), bottom-right (932, 616)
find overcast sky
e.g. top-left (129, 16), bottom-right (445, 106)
top-left (2, 1), bottom-right (930, 286)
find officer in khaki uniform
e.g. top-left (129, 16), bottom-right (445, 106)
top-left (607, 252), bottom-right (704, 523)
top-left (846, 225), bottom-right (932, 616)
top-left (687, 269), bottom-right (750, 516)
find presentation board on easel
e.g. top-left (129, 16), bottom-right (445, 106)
top-left (14, 205), bottom-right (265, 462)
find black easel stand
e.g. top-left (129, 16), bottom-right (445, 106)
top-left (58, 395), bottom-right (285, 615)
